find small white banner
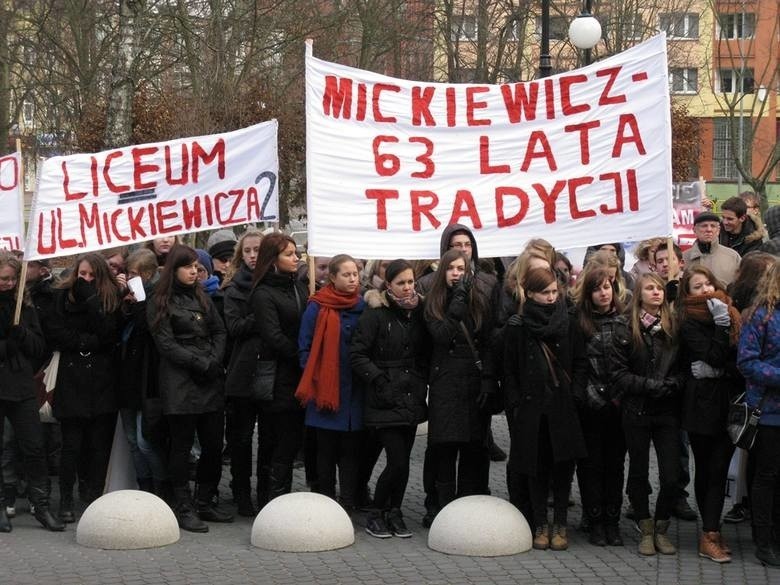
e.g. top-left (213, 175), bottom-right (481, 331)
top-left (306, 35), bottom-right (673, 259)
top-left (25, 120), bottom-right (279, 260)
top-left (0, 152), bottom-right (24, 251)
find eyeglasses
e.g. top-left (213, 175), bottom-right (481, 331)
top-left (0, 276), bottom-right (18, 283)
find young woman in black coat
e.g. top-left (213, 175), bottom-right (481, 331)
top-left (0, 252), bottom-right (63, 532)
top-left (424, 249), bottom-right (495, 519)
top-left (572, 266), bottom-right (625, 547)
top-left (612, 272), bottom-right (683, 557)
top-left (503, 267), bottom-right (586, 551)
top-left (351, 259), bottom-right (429, 538)
top-left (48, 252), bottom-right (121, 522)
top-left (678, 265), bottom-right (742, 562)
top-left (222, 228), bottom-right (264, 516)
top-left (148, 245), bottom-right (232, 533)
top-left (248, 233), bottom-right (308, 503)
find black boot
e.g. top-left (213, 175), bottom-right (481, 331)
top-left (587, 507), bottom-right (606, 546)
top-left (173, 486), bottom-right (208, 533)
top-left (268, 463), bottom-right (292, 501)
top-left (29, 486), bottom-right (65, 532)
top-left (58, 487), bottom-right (75, 524)
top-left (256, 465), bottom-right (270, 509)
top-left (233, 483), bottom-right (257, 518)
top-left (426, 480), bottom-right (457, 527)
top-left (195, 485), bottom-right (234, 523)
top-left (0, 507), bottom-right (11, 532)
top-left (604, 506), bottom-right (623, 546)
top-left (755, 526), bottom-right (780, 567)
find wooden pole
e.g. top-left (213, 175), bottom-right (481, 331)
top-left (12, 139), bottom-right (27, 325)
top-left (308, 254), bottom-right (315, 296)
top-left (666, 236), bottom-right (679, 282)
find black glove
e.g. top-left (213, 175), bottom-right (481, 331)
top-left (447, 293), bottom-right (468, 321)
top-left (72, 277), bottom-right (97, 303)
top-left (585, 383), bottom-right (609, 410)
top-left (507, 314), bottom-right (523, 327)
top-left (646, 378), bottom-right (667, 398)
top-left (476, 378), bottom-right (497, 410)
top-left (458, 272), bottom-right (473, 295)
top-left (661, 377), bottom-right (681, 395)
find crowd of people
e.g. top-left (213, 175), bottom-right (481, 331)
top-left (2, 192), bottom-right (780, 568)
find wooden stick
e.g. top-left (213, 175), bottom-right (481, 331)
top-left (666, 236), bottom-right (679, 282)
top-left (13, 139), bottom-right (26, 325)
top-left (308, 254), bottom-right (315, 296)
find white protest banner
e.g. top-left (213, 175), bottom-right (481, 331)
top-left (25, 120), bottom-right (279, 260)
top-left (306, 35), bottom-right (673, 259)
top-left (0, 152), bottom-right (24, 251)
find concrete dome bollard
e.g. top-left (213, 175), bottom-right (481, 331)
top-left (251, 492), bottom-right (354, 552)
top-left (76, 490), bottom-right (179, 550)
top-left (428, 495), bottom-right (532, 556)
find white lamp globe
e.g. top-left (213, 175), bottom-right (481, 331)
top-left (569, 15), bottom-right (602, 50)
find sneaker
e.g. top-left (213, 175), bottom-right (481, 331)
top-left (365, 513), bottom-right (392, 539)
top-left (5, 506), bottom-right (15, 518)
top-left (385, 509), bottom-right (412, 538)
top-left (723, 503), bottom-right (748, 524)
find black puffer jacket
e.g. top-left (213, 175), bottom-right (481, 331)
top-left (350, 289), bottom-right (429, 428)
top-left (147, 288), bottom-right (226, 415)
top-left (679, 317), bottom-right (742, 435)
top-left (578, 309), bottom-right (622, 407)
top-left (49, 289), bottom-right (120, 419)
top-left (0, 294), bottom-right (45, 402)
top-left (224, 265), bottom-right (261, 398)
top-left (248, 271), bottom-right (307, 413)
top-left (611, 316), bottom-right (683, 419)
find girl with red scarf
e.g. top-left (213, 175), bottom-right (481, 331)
top-left (296, 255), bottom-right (366, 511)
top-left (678, 265), bottom-right (742, 563)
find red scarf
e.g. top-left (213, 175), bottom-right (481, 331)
top-left (295, 283), bottom-right (360, 411)
top-left (681, 289), bottom-right (742, 346)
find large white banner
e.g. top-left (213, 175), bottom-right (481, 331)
top-left (25, 120), bottom-right (279, 260)
top-left (306, 35), bottom-right (673, 259)
top-left (0, 153), bottom-right (24, 251)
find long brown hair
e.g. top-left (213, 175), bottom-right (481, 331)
top-left (629, 272), bottom-right (675, 348)
top-left (574, 266), bottom-right (623, 337)
top-left (251, 232), bottom-right (297, 288)
top-left (747, 258), bottom-right (780, 322)
top-left (424, 249), bottom-right (487, 331)
top-left (150, 245), bottom-right (210, 331)
top-left (58, 252), bottom-right (120, 313)
top-left (677, 265), bottom-right (726, 320)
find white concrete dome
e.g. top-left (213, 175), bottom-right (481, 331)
top-left (428, 495), bottom-right (532, 556)
top-left (251, 492), bottom-right (355, 552)
top-left (76, 490), bottom-right (179, 550)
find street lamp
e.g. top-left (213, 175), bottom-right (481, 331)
top-left (539, 0), bottom-right (601, 78)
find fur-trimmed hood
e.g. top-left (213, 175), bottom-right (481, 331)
top-left (364, 288), bottom-right (423, 309)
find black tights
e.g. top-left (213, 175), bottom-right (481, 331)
top-left (373, 426), bottom-right (416, 510)
top-left (528, 416), bottom-right (575, 527)
top-left (689, 432), bottom-right (734, 532)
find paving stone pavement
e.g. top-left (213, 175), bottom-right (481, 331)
top-left (1, 417), bottom-right (779, 585)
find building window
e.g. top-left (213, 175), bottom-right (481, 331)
top-left (451, 14), bottom-right (476, 41)
top-left (712, 118), bottom-right (751, 180)
top-left (22, 101), bottom-right (34, 125)
top-left (535, 16), bottom-right (568, 41)
top-left (659, 13), bottom-right (699, 39)
top-left (718, 13), bottom-right (755, 39)
top-left (719, 68), bottom-right (755, 93)
top-left (669, 68), bottom-right (698, 94)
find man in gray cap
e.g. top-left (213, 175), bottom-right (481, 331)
top-left (682, 211), bottom-right (741, 286)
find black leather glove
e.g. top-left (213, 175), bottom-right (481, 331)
top-left (476, 378), bottom-right (497, 410)
top-left (645, 378), bottom-right (667, 398)
top-left (661, 377), bottom-right (681, 395)
top-left (72, 277), bottom-right (97, 303)
top-left (507, 314), bottom-right (523, 327)
top-left (458, 272), bottom-right (473, 295)
top-left (585, 383), bottom-right (609, 410)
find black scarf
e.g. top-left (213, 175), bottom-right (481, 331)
top-left (523, 298), bottom-right (569, 341)
top-left (0, 290), bottom-right (14, 337)
top-left (232, 263), bottom-right (254, 292)
top-left (172, 279), bottom-right (198, 298)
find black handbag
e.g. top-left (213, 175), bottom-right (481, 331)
top-left (727, 391), bottom-right (768, 450)
top-left (249, 358), bottom-right (276, 402)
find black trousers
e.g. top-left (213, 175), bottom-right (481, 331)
top-left (689, 431), bottom-right (734, 532)
top-left (577, 405), bottom-right (626, 524)
top-left (528, 416), bottom-right (575, 528)
top-left (314, 428), bottom-right (361, 508)
top-left (433, 440), bottom-right (489, 497)
top-left (258, 409), bottom-right (303, 488)
top-left (59, 413), bottom-right (116, 497)
top-left (373, 426), bottom-right (416, 510)
top-left (167, 410), bottom-right (223, 488)
top-left (751, 425), bottom-right (780, 530)
top-left (623, 412), bottom-right (680, 521)
top-left (356, 427), bottom-right (383, 500)
top-left (228, 397), bottom-right (261, 490)
top-left (0, 398), bottom-right (49, 494)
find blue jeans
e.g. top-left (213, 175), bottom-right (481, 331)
top-left (120, 408), bottom-right (167, 482)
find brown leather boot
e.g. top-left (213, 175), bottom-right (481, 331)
top-left (699, 531), bottom-right (731, 563)
top-left (533, 524), bottom-right (550, 550)
top-left (718, 532), bottom-right (732, 555)
top-left (550, 524), bottom-right (568, 551)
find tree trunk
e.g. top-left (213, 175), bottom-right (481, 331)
top-left (105, 0), bottom-right (140, 148)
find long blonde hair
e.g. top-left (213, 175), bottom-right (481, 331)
top-left (629, 272), bottom-right (675, 348)
top-left (747, 258), bottom-right (780, 322)
top-left (223, 228), bottom-right (264, 285)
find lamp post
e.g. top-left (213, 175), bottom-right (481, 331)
top-left (539, 0), bottom-right (601, 78)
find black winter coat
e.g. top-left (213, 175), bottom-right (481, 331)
top-left (147, 288), bottom-right (226, 415)
top-left (28, 276), bottom-right (57, 371)
top-left (350, 290), bottom-right (429, 428)
top-left (224, 265), bottom-right (261, 398)
top-left (578, 309), bottom-right (622, 407)
top-left (248, 271), bottom-right (307, 413)
top-left (0, 296), bottom-right (45, 402)
top-left (503, 305), bottom-right (587, 477)
top-left (118, 281), bottom-right (159, 411)
top-left (49, 289), bottom-right (120, 419)
top-left (425, 289), bottom-right (495, 445)
top-left (611, 317), bottom-right (684, 421)
top-left (679, 317), bottom-right (742, 435)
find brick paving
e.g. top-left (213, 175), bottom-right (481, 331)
top-left (0, 417), bottom-right (778, 585)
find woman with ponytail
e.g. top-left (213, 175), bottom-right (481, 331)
top-left (678, 265), bottom-right (742, 563)
top-left (297, 255), bottom-right (365, 512)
